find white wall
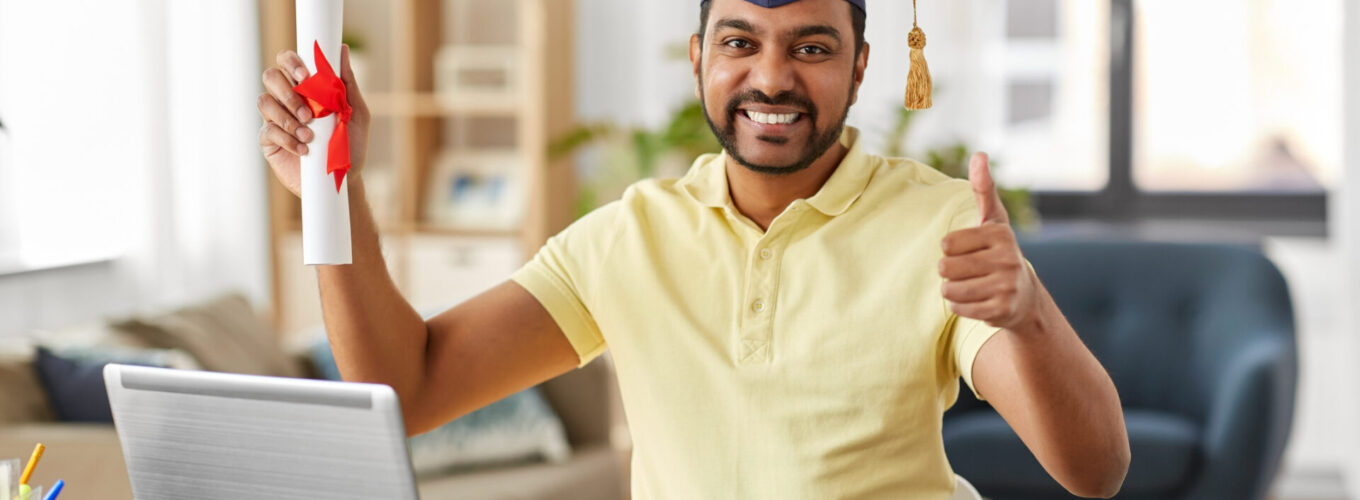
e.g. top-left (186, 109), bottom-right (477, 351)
top-left (0, 0), bottom-right (269, 337)
top-left (1343, 0), bottom-right (1360, 348)
top-left (1343, 0), bottom-right (1360, 489)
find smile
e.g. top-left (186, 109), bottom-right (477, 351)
top-left (738, 108), bottom-right (807, 133)
top-left (743, 110), bottom-right (801, 125)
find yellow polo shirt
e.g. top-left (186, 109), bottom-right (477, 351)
top-left (512, 127), bottom-right (1002, 499)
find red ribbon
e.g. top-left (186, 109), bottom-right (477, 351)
top-left (293, 41), bottom-right (352, 193)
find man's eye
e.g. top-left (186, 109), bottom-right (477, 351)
top-left (725, 39), bottom-right (753, 49)
top-left (797, 46), bottom-right (828, 55)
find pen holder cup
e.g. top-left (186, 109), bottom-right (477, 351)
top-left (17, 484), bottom-right (41, 500)
top-left (0, 460), bottom-right (44, 500)
top-left (0, 459), bottom-right (15, 500)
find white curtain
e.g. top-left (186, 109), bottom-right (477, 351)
top-left (0, 0), bottom-right (268, 335)
top-left (0, 0), bottom-right (145, 270)
top-left (0, 114), bottom-right (12, 259)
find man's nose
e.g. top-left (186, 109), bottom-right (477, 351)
top-left (748, 49), bottom-right (796, 99)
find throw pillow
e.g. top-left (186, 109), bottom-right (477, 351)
top-left (30, 346), bottom-right (183, 422)
top-left (308, 337), bottom-right (572, 475)
top-left (406, 385), bottom-right (572, 476)
top-left (116, 293), bottom-right (302, 377)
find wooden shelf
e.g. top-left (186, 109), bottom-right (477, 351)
top-left (368, 92), bottom-right (520, 117)
top-left (414, 224), bottom-right (520, 238)
top-left (260, 0), bottom-right (577, 335)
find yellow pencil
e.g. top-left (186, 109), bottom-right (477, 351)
top-left (19, 443), bottom-right (44, 485)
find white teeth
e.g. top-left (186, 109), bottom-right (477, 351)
top-left (747, 111), bottom-right (799, 125)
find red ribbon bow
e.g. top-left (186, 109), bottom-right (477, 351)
top-left (293, 41), bottom-right (352, 193)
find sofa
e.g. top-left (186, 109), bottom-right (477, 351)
top-left (944, 241), bottom-right (1298, 500)
top-left (0, 293), bottom-right (628, 500)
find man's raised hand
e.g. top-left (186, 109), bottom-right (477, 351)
top-left (938, 153), bottom-right (1038, 330)
top-left (257, 45), bottom-right (370, 198)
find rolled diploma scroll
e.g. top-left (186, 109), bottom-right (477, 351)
top-left (297, 0), bottom-right (352, 265)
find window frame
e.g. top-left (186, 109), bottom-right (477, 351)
top-left (1032, 0), bottom-right (1329, 229)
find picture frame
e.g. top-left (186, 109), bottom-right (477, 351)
top-left (423, 149), bottom-right (524, 231)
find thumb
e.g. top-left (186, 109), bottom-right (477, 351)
top-left (339, 45), bottom-right (366, 109)
top-left (969, 152), bottom-right (1008, 225)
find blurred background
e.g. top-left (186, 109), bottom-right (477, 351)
top-left (0, 0), bottom-right (1355, 499)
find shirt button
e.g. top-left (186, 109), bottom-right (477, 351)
top-left (751, 299), bottom-right (766, 313)
top-left (759, 248), bottom-right (773, 260)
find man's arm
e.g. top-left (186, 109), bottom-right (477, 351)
top-left (259, 49), bottom-right (578, 436)
top-left (967, 285), bottom-right (1129, 498)
top-left (322, 181), bottom-right (578, 436)
top-left (938, 153), bottom-right (1130, 498)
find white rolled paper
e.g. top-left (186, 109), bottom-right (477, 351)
top-left (297, 0), bottom-right (352, 265)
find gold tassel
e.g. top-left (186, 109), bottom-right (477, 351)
top-left (904, 0), bottom-right (933, 110)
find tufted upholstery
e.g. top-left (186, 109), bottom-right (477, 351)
top-left (944, 241), bottom-right (1298, 500)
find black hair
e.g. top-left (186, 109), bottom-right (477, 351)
top-left (698, 0), bottom-right (867, 57)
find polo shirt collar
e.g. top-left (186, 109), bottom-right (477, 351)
top-left (680, 127), bottom-right (873, 217)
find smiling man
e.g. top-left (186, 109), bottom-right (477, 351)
top-left (256, 0), bottom-right (1129, 498)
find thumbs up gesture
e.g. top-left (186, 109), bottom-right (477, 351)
top-left (938, 153), bottom-right (1038, 330)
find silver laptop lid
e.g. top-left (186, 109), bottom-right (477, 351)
top-left (105, 364), bottom-right (419, 500)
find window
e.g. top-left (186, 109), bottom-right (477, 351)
top-left (0, 0), bottom-right (143, 272)
top-left (987, 0), bottom-right (1337, 225)
top-left (988, 0), bottom-right (1109, 192)
top-left (1133, 0), bottom-right (1341, 193)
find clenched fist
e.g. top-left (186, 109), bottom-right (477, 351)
top-left (938, 153), bottom-right (1038, 331)
top-left (257, 45), bottom-right (370, 198)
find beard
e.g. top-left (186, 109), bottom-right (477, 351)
top-left (700, 82), bottom-right (852, 176)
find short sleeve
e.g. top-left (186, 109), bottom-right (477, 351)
top-left (942, 191), bottom-right (1004, 400)
top-left (510, 203), bottom-right (620, 367)
top-left (949, 316), bottom-right (1003, 400)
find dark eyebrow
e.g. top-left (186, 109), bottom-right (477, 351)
top-left (712, 18), bottom-right (842, 45)
top-left (790, 24), bottom-right (842, 44)
top-left (713, 18), bottom-right (757, 34)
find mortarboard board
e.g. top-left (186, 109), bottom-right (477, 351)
top-left (717, 0), bottom-right (866, 12)
top-left (701, 0), bottom-right (933, 110)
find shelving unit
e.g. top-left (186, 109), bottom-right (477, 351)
top-left (258, 0), bottom-right (577, 335)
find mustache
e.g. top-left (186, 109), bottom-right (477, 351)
top-left (724, 89), bottom-right (818, 124)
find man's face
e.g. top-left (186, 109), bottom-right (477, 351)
top-left (691, 0), bottom-right (868, 175)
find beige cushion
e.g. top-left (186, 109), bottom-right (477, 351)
top-left (0, 352), bottom-right (52, 424)
top-left (116, 293), bottom-right (302, 377)
top-left (416, 444), bottom-right (624, 500)
top-left (26, 321), bottom-right (152, 351)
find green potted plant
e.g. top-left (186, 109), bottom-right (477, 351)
top-left (341, 31), bottom-right (368, 89)
top-left (883, 106), bottom-right (1038, 230)
top-left (550, 101), bottom-right (720, 218)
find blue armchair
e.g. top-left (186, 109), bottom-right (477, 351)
top-left (943, 241), bottom-right (1298, 500)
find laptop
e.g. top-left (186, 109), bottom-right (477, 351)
top-left (104, 364), bottom-right (420, 499)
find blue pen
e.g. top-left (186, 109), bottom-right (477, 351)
top-left (41, 479), bottom-right (62, 500)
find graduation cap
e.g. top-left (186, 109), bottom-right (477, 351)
top-left (734, 0), bottom-right (864, 10)
top-left (703, 0), bottom-right (932, 110)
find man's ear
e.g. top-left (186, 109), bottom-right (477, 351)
top-left (690, 34), bottom-right (703, 99)
top-left (850, 42), bottom-right (870, 106)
